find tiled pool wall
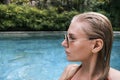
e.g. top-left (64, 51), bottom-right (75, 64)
top-left (0, 31), bottom-right (120, 37)
top-left (0, 31), bottom-right (66, 38)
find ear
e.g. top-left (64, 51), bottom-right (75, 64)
top-left (92, 39), bottom-right (103, 54)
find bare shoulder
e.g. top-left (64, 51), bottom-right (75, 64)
top-left (66, 64), bottom-right (79, 69)
top-left (109, 67), bottom-right (120, 80)
top-left (64, 64), bottom-right (79, 73)
top-left (59, 64), bottom-right (79, 80)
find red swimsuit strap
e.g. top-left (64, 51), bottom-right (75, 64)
top-left (67, 65), bottom-right (82, 80)
top-left (67, 65), bottom-right (109, 80)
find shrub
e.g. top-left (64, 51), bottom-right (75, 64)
top-left (0, 4), bottom-right (79, 31)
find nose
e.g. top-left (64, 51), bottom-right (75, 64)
top-left (61, 39), bottom-right (68, 48)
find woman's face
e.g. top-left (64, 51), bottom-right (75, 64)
top-left (62, 22), bottom-right (94, 62)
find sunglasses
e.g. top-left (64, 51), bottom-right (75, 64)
top-left (64, 34), bottom-right (97, 47)
top-left (64, 34), bottom-right (77, 47)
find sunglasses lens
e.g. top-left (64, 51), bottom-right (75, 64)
top-left (64, 34), bottom-right (69, 46)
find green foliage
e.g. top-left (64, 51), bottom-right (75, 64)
top-left (11, 0), bottom-right (29, 5)
top-left (0, 0), bottom-right (120, 31)
top-left (0, 4), bottom-right (78, 31)
top-left (109, 0), bottom-right (120, 30)
top-left (91, 0), bottom-right (120, 31)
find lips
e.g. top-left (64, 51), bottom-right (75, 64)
top-left (65, 50), bottom-right (70, 55)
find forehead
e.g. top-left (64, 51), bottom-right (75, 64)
top-left (68, 22), bottom-right (89, 37)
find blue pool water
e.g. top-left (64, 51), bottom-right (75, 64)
top-left (0, 33), bottom-right (120, 80)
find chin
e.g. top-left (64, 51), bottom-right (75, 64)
top-left (67, 58), bottom-right (78, 62)
top-left (67, 57), bottom-right (81, 62)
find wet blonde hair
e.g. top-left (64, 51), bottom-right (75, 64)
top-left (72, 12), bottom-right (113, 80)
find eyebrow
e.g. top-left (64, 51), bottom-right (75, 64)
top-left (67, 33), bottom-right (76, 37)
top-left (67, 32), bottom-right (73, 35)
top-left (67, 32), bottom-right (75, 35)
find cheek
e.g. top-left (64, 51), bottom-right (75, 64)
top-left (71, 41), bottom-right (92, 61)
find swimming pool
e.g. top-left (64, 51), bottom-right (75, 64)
top-left (0, 32), bottom-right (120, 80)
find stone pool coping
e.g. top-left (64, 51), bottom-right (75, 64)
top-left (0, 31), bottom-right (66, 37)
top-left (114, 31), bottom-right (120, 34)
top-left (0, 31), bottom-right (120, 37)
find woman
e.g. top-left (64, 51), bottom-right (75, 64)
top-left (59, 12), bottom-right (120, 80)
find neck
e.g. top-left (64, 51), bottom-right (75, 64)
top-left (80, 54), bottom-right (104, 80)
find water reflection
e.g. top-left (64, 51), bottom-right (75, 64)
top-left (0, 34), bottom-right (120, 80)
